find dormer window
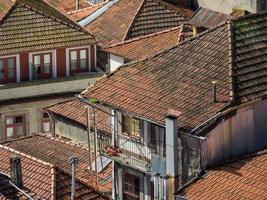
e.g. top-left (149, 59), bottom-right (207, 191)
top-left (0, 57), bottom-right (16, 84)
top-left (70, 48), bottom-right (88, 74)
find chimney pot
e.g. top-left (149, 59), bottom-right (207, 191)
top-left (10, 155), bottom-right (23, 187)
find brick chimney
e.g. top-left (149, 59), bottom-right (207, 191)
top-left (10, 155), bottom-right (23, 187)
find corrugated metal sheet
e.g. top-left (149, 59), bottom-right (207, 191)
top-left (189, 7), bottom-right (229, 28)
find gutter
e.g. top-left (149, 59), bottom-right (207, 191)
top-left (78, 0), bottom-right (119, 26)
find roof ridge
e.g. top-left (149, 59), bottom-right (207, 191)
top-left (122, 0), bottom-right (146, 41)
top-left (45, 135), bottom-right (90, 151)
top-left (10, 0), bottom-right (96, 41)
top-left (105, 21), bottom-right (229, 78)
top-left (231, 9), bottom-right (267, 21)
top-left (0, 144), bottom-right (54, 168)
top-left (227, 20), bottom-right (236, 103)
top-left (105, 26), bottom-right (181, 49)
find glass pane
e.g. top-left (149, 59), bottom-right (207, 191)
top-left (8, 68), bottom-right (14, 78)
top-left (15, 116), bottom-right (23, 124)
top-left (0, 59), bottom-right (4, 79)
top-left (42, 122), bottom-right (50, 133)
top-left (6, 127), bottom-right (14, 138)
top-left (71, 51), bottom-right (77, 61)
top-left (80, 59), bottom-right (87, 69)
top-left (16, 126), bottom-right (24, 137)
top-left (80, 50), bottom-right (86, 59)
top-left (44, 54), bottom-right (50, 64)
top-left (34, 55), bottom-right (41, 65)
top-left (6, 117), bottom-right (14, 125)
top-left (44, 64), bottom-right (50, 73)
top-left (8, 58), bottom-right (14, 68)
top-left (70, 61), bottom-right (77, 70)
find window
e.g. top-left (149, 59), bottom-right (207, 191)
top-left (122, 115), bottom-right (140, 138)
top-left (41, 112), bottom-right (51, 133)
top-left (149, 123), bottom-right (166, 157)
top-left (5, 115), bottom-right (25, 140)
top-left (70, 48), bottom-right (88, 74)
top-left (123, 173), bottom-right (140, 200)
top-left (0, 57), bottom-right (16, 83)
top-left (33, 53), bottom-right (52, 79)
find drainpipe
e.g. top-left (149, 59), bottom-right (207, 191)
top-left (69, 156), bottom-right (78, 200)
top-left (165, 110), bottom-right (180, 200)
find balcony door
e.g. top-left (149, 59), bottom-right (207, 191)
top-left (0, 57), bottom-right (16, 84)
top-left (69, 48), bottom-right (89, 75)
top-left (32, 53), bottom-right (52, 79)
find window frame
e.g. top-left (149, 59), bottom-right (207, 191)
top-left (0, 56), bottom-right (17, 84)
top-left (122, 172), bottom-right (140, 200)
top-left (69, 48), bottom-right (89, 74)
top-left (4, 114), bottom-right (26, 140)
top-left (32, 52), bottom-right (52, 79)
top-left (41, 111), bottom-right (51, 133)
top-left (122, 115), bottom-right (140, 139)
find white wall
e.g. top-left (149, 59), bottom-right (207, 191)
top-left (194, 0), bottom-right (266, 14)
top-left (109, 54), bottom-right (124, 72)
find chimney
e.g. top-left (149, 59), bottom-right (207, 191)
top-left (212, 81), bottom-right (218, 103)
top-left (165, 109), bottom-right (180, 200)
top-left (76, 0), bottom-right (79, 11)
top-left (10, 155), bottom-right (23, 187)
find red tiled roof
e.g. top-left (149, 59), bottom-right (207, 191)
top-left (0, 0), bottom-right (13, 20)
top-left (104, 25), bottom-right (192, 61)
top-left (82, 23), bottom-right (231, 130)
top-left (178, 150), bottom-right (267, 200)
top-left (47, 99), bottom-right (112, 135)
top-left (125, 0), bottom-right (193, 39)
top-left (1, 135), bottom-right (112, 196)
top-left (0, 0), bottom-right (96, 56)
top-left (85, 0), bottom-right (144, 46)
top-left (82, 11), bottom-right (267, 131)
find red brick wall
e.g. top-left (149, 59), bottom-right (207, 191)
top-left (56, 48), bottom-right (66, 77)
top-left (20, 52), bottom-right (29, 81)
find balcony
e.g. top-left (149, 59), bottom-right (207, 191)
top-left (0, 72), bottom-right (104, 102)
top-left (99, 135), bottom-right (158, 173)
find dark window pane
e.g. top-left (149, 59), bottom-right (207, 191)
top-left (15, 116), bottom-right (23, 123)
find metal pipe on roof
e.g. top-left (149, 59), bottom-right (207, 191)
top-left (69, 156), bottom-right (79, 200)
top-left (76, 0), bottom-right (79, 11)
top-left (9, 181), bottom-right (34, 200)
top-left (93, 108), bottom-right (99, 187)
top-left (86, 107), bottom-right (93, 171)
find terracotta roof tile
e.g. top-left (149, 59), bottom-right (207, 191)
top-left (104, 25), bottom-right (192, 61)
top-left (82, 23), bottom-right (231, 130)
top-left (0, 0), bottom-right (95, 56)
top-left (85, 0), bottom-right (144, 46)
top-left (125, 0), bottom-right (193, 39)
top-left (178, 150), bottom-right (267, 200)
top-left (1, 135), bottom-right (112, 195)
top-left (47, 99), bottom-right (112, 135)
top-left (83, 11), bottom-right (267, 131)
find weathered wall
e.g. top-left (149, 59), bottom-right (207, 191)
top-left (193, 0), bottom-right (267, 14)
top-left (205, 99), bottom-right (267, 166)
top-left (109, 53), bottom-right (124, 72)
top-left (0, 97), bottom-right (68, 142)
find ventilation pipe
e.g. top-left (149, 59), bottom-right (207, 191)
top-left (212, 81), bottom-right (218, 103)
top-left (69, 156), bottom-right (79, 200)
